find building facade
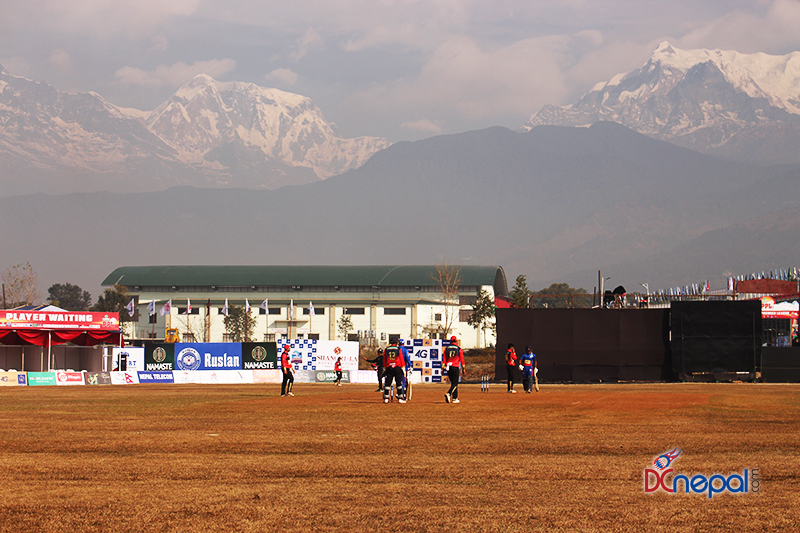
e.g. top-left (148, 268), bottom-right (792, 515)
top-left (102, 265), bottom-right (508, 349)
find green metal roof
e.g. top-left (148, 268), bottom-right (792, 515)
top-left (103, 265), bottom-right (507, 295)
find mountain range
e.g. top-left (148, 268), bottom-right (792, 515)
top-left (2, 123), bottom-right (798, 299)
top-left (523, 42), bottom-right (800, 166)
top-left (0, 66), bottom-right (390, 195)
top-left (2, 42), bottom-right (800, 299)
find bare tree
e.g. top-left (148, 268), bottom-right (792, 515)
top-left (433, 263), bottom-right (461, 338)
top-left (2, 262), bottom-right (40, 307)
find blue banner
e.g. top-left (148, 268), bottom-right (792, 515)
top-left (174, 343), bottom-right (243, 371)
top-left (137, 371), bottom-right (175, 384)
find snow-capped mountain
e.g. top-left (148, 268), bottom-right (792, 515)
top-left (0, 65), bottom-right (390, 195)
top-left (523, 42), bottom-right (800, 164)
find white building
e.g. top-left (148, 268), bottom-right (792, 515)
top-left (102, 265), bottom-right (508, 349)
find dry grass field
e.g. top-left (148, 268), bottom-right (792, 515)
top-left (0, 382), bottom-right (797, 532)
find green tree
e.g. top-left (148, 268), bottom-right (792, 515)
top-left (529, 283), bottom-right (592, 308)
top-left (338, 314), bottom-right (354, 340)
top-left (47, 283), bottom-right (91, 311)
top-left (224, 305), bottom-right (256, 342)
top-left (509, 275), bottom-right (531, 308)
top-left (467, 288), bottom-right (496, 347)
top-left (92, 284), bottom-right (132, 321)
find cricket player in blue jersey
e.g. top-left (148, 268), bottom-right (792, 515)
top-left (519, 345), bottom-right (538, 393)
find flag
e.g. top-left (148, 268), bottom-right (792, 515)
top-left (289, 299), bottom-right (294, 320)
top-left (160, 299), bottom-right (172, 316)
top-left (260, 298), bottom-right (269, 313)
top-left (183, 298), bottom-right (192, 315)
top-left (308, 301), bottom-right (315, 316)
top-left (126, 298), bottom-right (135, 316)
top-left (147, 300), bottom-right (156, 316)
top-left (245, 298), bottom-right (251, 313)
top-left (222, 298), bottom-right (229, 317)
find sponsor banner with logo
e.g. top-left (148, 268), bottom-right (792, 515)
top-left (172, 371), bottom-right (201, 384)
top-left (138, 371), bottom-right (175, 384)
top-left (110, 371), bottom-right (140, 385)
top-left (113, 347), bottom-right (144, 372)
top-left (174, 343), bottom-right (242, 371)
top-left (55, 371), bottom-right (85, 386)
top-left (253, 369), bottom-right (282, 384)
top-left (281, 340), bottom-right (358, 372)
top-left (27, 372), bottom-right (57, 386)
top-left (143, 343), bottom-right (175, 371)
top-left (352, 369), bottom-right (379, 384)
top-left (292, 370), bottom-right (317, 383)
top-left (315, 370), bottom-right (351, 383)
top-left (85, 372), bottom-right (112, 385)
top-left (404, 339), bottom-right (443, 383)
top-left (242, 342), bottom-right (278, 370)
top-left (0, 371), bottom-right (27, 386)
top-left (0, 310), bottom-right (120, 331)
top-left (198, 370), bottom-right (254, 385)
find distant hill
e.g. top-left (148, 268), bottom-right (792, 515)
top-left (2, 122), bottom-right (798, 297)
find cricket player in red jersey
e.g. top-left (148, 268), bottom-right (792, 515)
top-left (382, 339), bottom-right (407, 403)
top-left (334, 357), bottom-right (343, 386)
top-left (443, 336), bottom-right (465, 403)
top-left (280, 345), bottom-right (294, 397)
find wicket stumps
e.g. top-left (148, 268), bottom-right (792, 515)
top-left (481, 373), bottom-right (490, 392)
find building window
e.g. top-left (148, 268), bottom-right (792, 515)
top-left (383, 308), bottom-right (406, 315)
top-left (345, 308), bottom-right (365, 315)
top-left (149, 314), bottom-right (157, 324)
top-left (434, 313), bottom-right (442, 321)
top-left (177, 308), bottom-right (200, 315)
top-left (460, 295), bottom-right (478, 306)
top-left (309, 334), bottom-right (320, 340)
top-left (259, 307), bottom-right (282, 315)
top-left (302, 307), bottom-right (325, 315)
top-left (347, 333), bottom-right (359, 341)
top-left (459, 309), bottom-right (472, 322)
top-left (265, 333), bottom-right (276, 342)
top-left (183, 333), bottom-right (196, 342)
top-left (148, 332), bottom-right (157, 339)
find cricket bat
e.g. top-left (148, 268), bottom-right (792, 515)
top-left (534, 367), bottom-right (539, 392)
top-left (405, 370), bottom-right (413, 401)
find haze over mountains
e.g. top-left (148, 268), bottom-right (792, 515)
top-left (524, 42), bottom-right (800, 166)
top-left (1, 42), bottom-right (799, 298)
top-left (0, 65), bottom-right (389, 195)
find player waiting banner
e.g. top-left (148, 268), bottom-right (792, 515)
top-left (403, 339), bottom-right (446, 383)
top-left (281, 339), bottom-right (359, 372)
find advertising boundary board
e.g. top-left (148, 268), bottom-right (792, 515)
top-left (55, 371), bottom-right (85, 386)
top-left (110, 371), bottom-right (140, 385)
top-left (85, 372), bottom-right (112, 385)
top-left (27, 372), bottom-right (57, 386)
top-left (138, 371), bottom-right (175, 384)
top-left (0, 371), bottom-right (27, 386)
top-left (253, 369), bottom-right (282, 384)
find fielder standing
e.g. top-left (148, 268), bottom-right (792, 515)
top-left (366, 349), bottom-right (384, 392)
top-left (519, 345), bottom-right (538, 393)
top-left (334, 356), bottom-right (343, 386)
top-left (443, 336), bottom-right (465, 403)
top-left (505, 343), bottom-right (518, 393)
top-left (280, 344), bottom-right (295, 397)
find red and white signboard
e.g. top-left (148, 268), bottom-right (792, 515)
top-left (55, 371), bottom-right (86, 386)
top-left (761, 297), bottom-right (799, 319)
top-left (0, 311), bottom-right (120, 331)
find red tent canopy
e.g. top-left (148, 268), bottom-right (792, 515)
top-left (0, 309), bottom-right (125, 347)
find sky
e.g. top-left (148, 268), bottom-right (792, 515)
top-left (3, 0), bottom-right (800, 142)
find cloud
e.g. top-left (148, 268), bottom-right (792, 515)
top-left (290, 28), bottom-right (324, 62)
top-left (114, 59), bottom-right (236, 88)
top-left (677, 0), bottom-right (800, 53)
top-left (265, 68), bottom-right (299, 86)
top-left (48, 49), bottom-right (72, 72)
top-left (355, 35), bottom-right (571, 122)
top-left (400, 119), bottom-right (443, 133)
